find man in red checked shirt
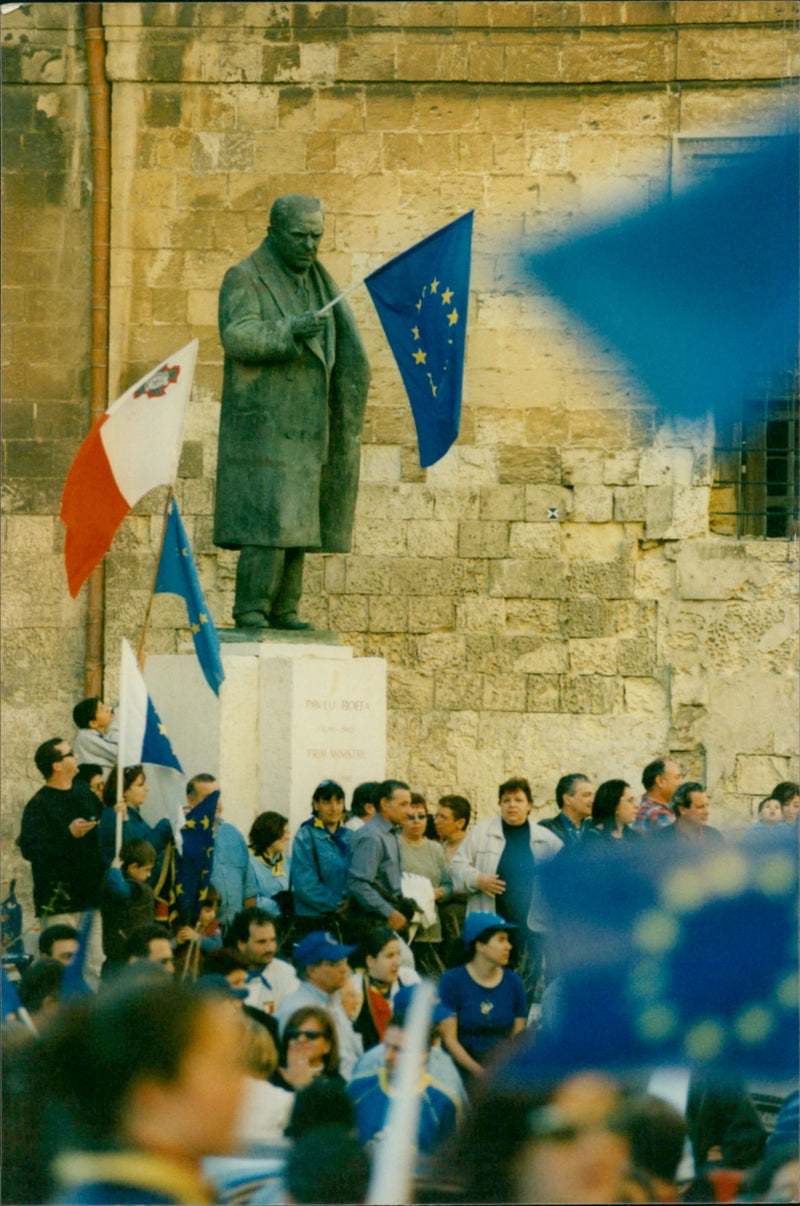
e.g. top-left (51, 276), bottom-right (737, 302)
top-left (632, 757), bottom-right (683, 834)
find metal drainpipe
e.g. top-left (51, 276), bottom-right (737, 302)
top-left (83, 2), bottom-right (110, 696)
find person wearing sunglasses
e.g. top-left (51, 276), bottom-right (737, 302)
top-left (17, 738), bottom-right (104, 931)
top-left (399, 794), bottom-right (452, 977)
top-left (272, 1005), bottom-right (344, 1093)
top-left (276, 930), bottom-right (363, 1081)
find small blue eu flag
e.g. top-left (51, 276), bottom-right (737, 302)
top-left (154, 498), bottom-right (225, 696)
top-left (175, 790), bottom-right (218, 924)
top-left (365, 212), bottom-right (473, 468)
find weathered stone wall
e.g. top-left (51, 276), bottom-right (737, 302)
top-left (2, 3), bottom-right (798, 904)
top-left (1, 4), bottom-right (92, 882)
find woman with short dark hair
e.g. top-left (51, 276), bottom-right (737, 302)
top-left (248, 811), bottom-right (291, 918)
top-left (289, 781), bottom-right (352, 937)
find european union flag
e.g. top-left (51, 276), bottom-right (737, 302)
top-left (365, 212), bottom-right (473, 468)
top-left (174, 790), bottom-right (218, 924)
top-left (523, 835), bottom-right (798, 1081)
top-left (142, 695), bottom-right (183, 771)
top-left (154, 498), bottom-right (225, 696)
top-left (525, 133), bottom-right (798, 420)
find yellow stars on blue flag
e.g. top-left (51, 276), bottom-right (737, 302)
top-left (142, 696), bottom-right (182, 773)
top-left (408, 277), bottom-right (460, 402)
top-left (627, 844), bottom-right (798, 1068)
top-left (533, 833), bottom-right (798, 1078)
top-left (364, 211), bottom-right (473, 468)
top-left (174, 790), bottom-right (218, 925)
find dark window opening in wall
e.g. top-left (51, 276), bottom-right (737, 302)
top-left (672, 134), bottom-right (799, 541)
top-left (710, 374), bottom-right (799, 539)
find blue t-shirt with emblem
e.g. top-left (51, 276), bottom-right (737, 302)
top-left (438, 963), bottom-right (526, 1062)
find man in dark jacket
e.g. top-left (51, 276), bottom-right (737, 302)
top-left (347, 780), bottom-right (414, 943)
top-left (654, 782), bottom-right (724, 846)
top-left (538, 773), bottom-right (594, 845)
top-left (213, 193), bottom-right (371, 629)
top-left (17, 738), bottom-right (103, 920)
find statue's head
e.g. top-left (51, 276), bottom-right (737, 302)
top-left (268, 195), bottom-right (325, 274)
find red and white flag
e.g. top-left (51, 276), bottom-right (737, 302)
top-left (60, 340), bottom-right (198, 597)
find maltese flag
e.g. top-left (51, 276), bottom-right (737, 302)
top-left (60, 340), bottom-right (198, 597)
top-left (118, 638), bottom-right (186, 852)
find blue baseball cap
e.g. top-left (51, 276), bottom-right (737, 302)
top-left (462, 912), bottom-right (517, 947)
top-left (293, 930), bottom-right (357, 968)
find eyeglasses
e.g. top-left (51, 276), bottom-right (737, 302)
top-left (286, 1027), bottom-right (325, 1042)
top-left (54, 749), bottom-right (75, 760)
top-left (406, 814), bottom-right (427, 822)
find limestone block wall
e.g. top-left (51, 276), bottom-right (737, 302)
top-left (1, 3), bottom-right (92, 876)
top-left (2, 3), bottom-right (798, 900)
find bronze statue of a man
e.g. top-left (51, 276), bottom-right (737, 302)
top-left (213, 195), bottom-right (371, 629)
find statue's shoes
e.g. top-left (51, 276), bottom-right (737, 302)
top-left (235, 611), bottom-right (270, 628)
top-left (269, 614), bottom-right (314, 631)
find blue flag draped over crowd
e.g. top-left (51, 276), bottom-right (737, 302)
top-left (365, 211), bottom-right (473, 468)
top-left (525, 132), bottom-right (799, 420)
top-left (505, 833), bottom-right (798, 1085)
top-left (175, 789), bottom-right (217, 924)
top-left (154, 497), bottom-right (225, 696)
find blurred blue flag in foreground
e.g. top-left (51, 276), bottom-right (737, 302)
top-left (365, 212), bottom-right (473, 467)
top-left (154, 497), bottom-right (225, 696)
top-left (526, 133), bottom-right (799, 419)
top-left (509, 833), bottom-right (797, 1083)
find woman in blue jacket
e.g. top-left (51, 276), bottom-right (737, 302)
top-left (290, 780), bottom-right (352, 938)
top-left (98, 765), bottom-right (172, 872)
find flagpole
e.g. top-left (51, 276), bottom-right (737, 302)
top-left (115, 638), bottom-right (127, 860)
top-left (315, 278), bottom-right (364, 316)
top-left (136, 487), bottom-right (174, 669)
top-left (17, 1005), bottom-right (38, 1037)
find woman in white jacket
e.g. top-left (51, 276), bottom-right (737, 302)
top-left (451, 777), bottom-right (562, 997)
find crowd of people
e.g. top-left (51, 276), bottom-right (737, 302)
top-left (3, 697), bottom-right (798, 1204)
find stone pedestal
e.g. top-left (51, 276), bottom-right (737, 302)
top-left (144, 633), bottom-right (386, 839)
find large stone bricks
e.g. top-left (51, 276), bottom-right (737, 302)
top-left (2, 2), bottom-right (798, 907)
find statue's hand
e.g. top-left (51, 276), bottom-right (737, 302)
top-left (291, 310), bottom-right (325, 340)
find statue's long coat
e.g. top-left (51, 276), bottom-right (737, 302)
top-left (213, 239), bottom-right (371, 552)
